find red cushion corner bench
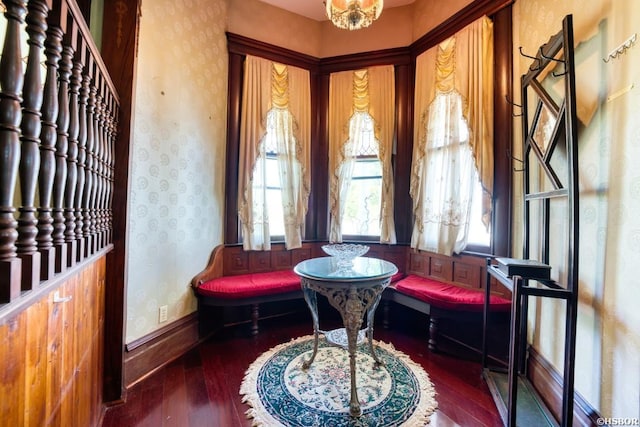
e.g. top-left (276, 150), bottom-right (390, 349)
top-left (191, 243), bottom-right (511, 355)
top-left (383, 274), bottom-right (511, 352)
top-left (190, 243), bottom-right (406, 336)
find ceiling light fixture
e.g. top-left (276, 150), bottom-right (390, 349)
top-left (325, 0), bottom-right (384, 31)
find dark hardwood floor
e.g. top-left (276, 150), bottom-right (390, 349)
top-left (102, 308), bottom-right (504, 426)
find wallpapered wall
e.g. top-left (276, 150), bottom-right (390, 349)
top-left (513, 0), bottom-right (639, 417)
top-left (126, 0), bottom-right (227, 343)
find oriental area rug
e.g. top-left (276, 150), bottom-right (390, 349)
top-left (240, 335), bottom-right (437, 426)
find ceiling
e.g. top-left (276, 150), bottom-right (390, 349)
top-left (258, 0), bottom-right (416, 22)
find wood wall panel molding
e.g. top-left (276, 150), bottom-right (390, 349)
top-left (224, 52), bottom-right (244, 244)
top-left (318, 47), bottom-right (411, 74)
top-left (124, 313), bottom-right (199, 388)
top-left (100, 0), bottom-right (142, 403)
top-left (491, 4), bottom-right (514, 257)
top-left (227, 33), bottom-right (319, 71)
top-left (527, 346), bottom-right (602, 427)
top-left (393, 64), bottom-right (413, 244)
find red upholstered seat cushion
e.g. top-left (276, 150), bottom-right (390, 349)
top-left (197, 270), bottom-right (301, 299)
top-left (393, 274), bottom-right (511, 312)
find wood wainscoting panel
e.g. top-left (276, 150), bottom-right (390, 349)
top-left (292, 244), bottom-right (313, 266)
top-left (429, 255), bottom-right (453, 282)
top-left (271, 248), bottom-right (293, 270)
top-left (124, 313), bottom-right (200, 388)
top-left (249, 250), bottom-right (272, 272)
top-left (0, 256), bottom-right (106, 427)
top-left (0, 311), bottom-right (27, 425)
top-left (452, 260), bottom-right (482, 290)
top-left (407, 250), bottom-right (429, 275)
top-left (223, 246), bottom-right (250, 275)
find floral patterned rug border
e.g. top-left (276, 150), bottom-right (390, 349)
top-left (240, 335), bottom-right (437, 426)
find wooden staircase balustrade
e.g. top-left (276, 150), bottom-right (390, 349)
top-left (0, 0), bottom-right (119, 306)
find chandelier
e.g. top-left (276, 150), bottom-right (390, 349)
top-left (325, 0), bottom-right (384, 31)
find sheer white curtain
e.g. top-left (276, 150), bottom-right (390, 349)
top-left (238, 56), bottom-right (310, 250)
top-left (411, 16), bottom-right (494, 255)
top-left (369, 66), bottom-right (397, 244)
top-left (328, 66), bottom-right (396, 243)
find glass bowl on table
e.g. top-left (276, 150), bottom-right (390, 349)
top-left (321, 243), bottom-right (370, 269)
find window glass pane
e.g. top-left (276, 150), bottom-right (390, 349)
top-left (341, 112), bottom-right (383, 237)
top-left (266, 188), bottom-right (284, 236)
top-left (466, 179), bottom-right (491, 247)
top-left (262, 109), bottom-right (285, 237)
top-left (351, 159), bottom-right (382, 178)
top-left (342, 173), bottom-right (382, 236)
top-left (264, 157), bottom-right (280, 189)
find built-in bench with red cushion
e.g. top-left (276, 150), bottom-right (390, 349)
top-left (393, 274), bottom-right (511, 312)
top-left (190, 243), bottom-right (407, 335)
top-left (383, 274), bottom-right (511, 352)
top-left (191, 243), bottom-right (511, 353)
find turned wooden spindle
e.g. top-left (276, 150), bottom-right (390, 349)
top-left (0, 0), bottom-right (27, 301)
top-left (17, 0), bottom-right (48, 290)
top-left (52, 42), bottom-right (73, 271)
top-left (93, 75), bottom-right (105, 249)
top-left (37, 5), bottom-right (63, 280)
top-left (99, 79), bottom-right (112, 245)
top-left (84, 63), bottom-right (97, 254)
top-left (81, 55), bottom-right (94, 255)
top-left (90, 72), bottom-right (101, 251)
top-left (65, 25), bottom-right (80, 266)
top-left (74, 41), bottom-right (88, 260)
top-left (106, 93), bottom-right (117, 243)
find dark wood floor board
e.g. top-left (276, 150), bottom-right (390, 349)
top-left (182, 349), bottom-right (218, 427)
top-left (199, 341), bottom-right (247, 425)
top-left (161, 359), bottom-right (190, 426)
top-left (103, 313), bottom-right (502, 426)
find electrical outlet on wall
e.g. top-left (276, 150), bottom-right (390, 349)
top-left (159, 305), bottom-right (168, 323)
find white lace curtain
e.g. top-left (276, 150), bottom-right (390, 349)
top-left (411, 16), bottom-right (494, 255)
top-left (238, 56), bottom-right (311, 250)
top-left (328, 65), bottom-right (396, 244)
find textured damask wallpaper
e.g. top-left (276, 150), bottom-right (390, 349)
top-left (513, 0), bottom-right (640, 417)
top-left (125, 0), bottom-right (227, 343)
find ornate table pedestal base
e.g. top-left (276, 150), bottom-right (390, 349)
top-left (300, 277), bottom-right (391, 417)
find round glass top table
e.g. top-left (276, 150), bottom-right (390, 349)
top-left (293, 256), bottom-right (398, 417)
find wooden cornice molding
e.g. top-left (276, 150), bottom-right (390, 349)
top-left (411, 0), bottom-right (514, 56)
top-left (226, 32), bottom-right (320, 72)
top-left (319, 47), bottom-right (412, 74)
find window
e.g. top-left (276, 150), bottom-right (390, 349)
top-left (259, 110), bottom-right (287, 238)
top-left (413, 91), bottom-right (490, 253)
top-left (237, 56), bottom-right (310, 250)
top-left (422, 93), bottom-right (490, 250)
top-left (411, 17), bottom-right (494, 255)
top-left (328, 66), bottom-right (396, 244)
top-left (341, 113), bottom-right (382, 237)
